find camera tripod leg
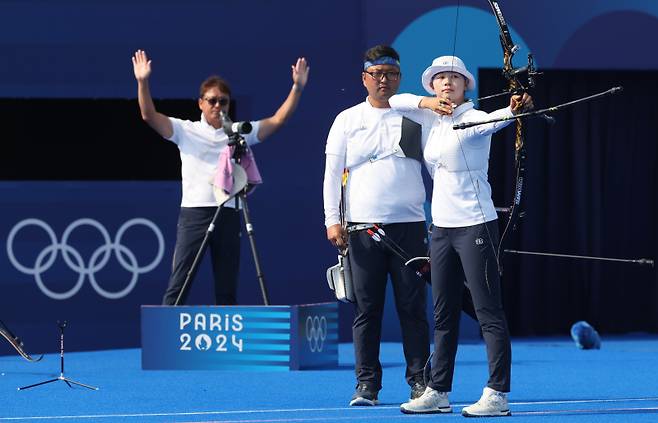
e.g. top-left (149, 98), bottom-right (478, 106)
top-left (237, 192), bottom-right (270, 305)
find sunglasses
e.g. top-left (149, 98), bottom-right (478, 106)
top-left (203, 97), bottom-right (229, 107)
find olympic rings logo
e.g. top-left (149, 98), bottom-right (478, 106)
top-left (305, 315), bottom-right (327, 353)
top-left (6, 218), bottom-right (164, 300)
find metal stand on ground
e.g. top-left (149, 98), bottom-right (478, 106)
top-left (18, 321), bottom-right (98, 391)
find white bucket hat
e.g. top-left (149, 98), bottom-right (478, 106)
top-left (421, 55), bottom-right (476, 95)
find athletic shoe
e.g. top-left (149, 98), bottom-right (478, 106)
top-left (349, 383), bottom-right (379, 406)
top-left (400, 386), bottom-right (452, 414)
top-left (410, 378), bottom-right (426, 399)
top-left (462, 387), bottom-right (511, 417)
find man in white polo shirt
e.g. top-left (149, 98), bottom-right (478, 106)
top-left (132, 49), bottom-right (309, 305)
top-left (323, 45), bottom-right (429, 406)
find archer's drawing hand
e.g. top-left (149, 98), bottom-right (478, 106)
top-left (420, 96), bottom-right (455, 115)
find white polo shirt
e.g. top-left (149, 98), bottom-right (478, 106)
top-left (389, 94), bottom-right (514, 228)
top-left (167, 114), bottom-right (261, 208)
top-left (323, 97), bottom-right (428, 228)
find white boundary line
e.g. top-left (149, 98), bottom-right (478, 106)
top-left (513, 406), bottom-right (658, 416)
top-left (511, 397), bottom-right (658, 406)
top-left (2, 397), bottom-right (658, 421)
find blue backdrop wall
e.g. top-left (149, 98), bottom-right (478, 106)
top-left (1, 0), bottom-right (657, 353)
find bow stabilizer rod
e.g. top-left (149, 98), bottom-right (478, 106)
top-left (454, 86), bottom-right (623, 130)
top-left (504, 249), bottom-right (653, 267)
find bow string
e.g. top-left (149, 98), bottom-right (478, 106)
top-left (447, 0), bottom-right (530, 276)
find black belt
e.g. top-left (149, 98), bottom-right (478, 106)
top-left (346, 223), bottom-right (377, 233)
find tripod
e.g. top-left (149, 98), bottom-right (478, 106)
top-left (174, 131), bottom-right (270, 306)
top-left (18, 321), bottom-right (98, 391)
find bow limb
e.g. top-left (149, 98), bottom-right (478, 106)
top-left (0, 319), bottom-right (43, 362)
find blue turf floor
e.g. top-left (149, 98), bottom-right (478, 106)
top-left (1, 337), bottom-right (658, 422)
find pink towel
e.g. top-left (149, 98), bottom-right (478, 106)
top-left (214, 145), bottom-right (263, 194)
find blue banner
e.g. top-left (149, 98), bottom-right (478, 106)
top-left (0, 181), bottom-right (179, 352)
top-left (290, 303), bottom-right (339, 370)
top-left (141, 304), bottom-right (338, 370)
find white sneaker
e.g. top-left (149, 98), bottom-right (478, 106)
top-left (461, 387), bottom-right (511, 417)
top-left (400, 386), bottom-right (452, 414)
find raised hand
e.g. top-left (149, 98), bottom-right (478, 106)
top-left (291, 57), bottom-right (309, 90)
top-left (132, 49), bottom-right (152, 82)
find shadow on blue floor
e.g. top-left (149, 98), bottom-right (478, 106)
top-left (2, 336), bottom-right (658, 422)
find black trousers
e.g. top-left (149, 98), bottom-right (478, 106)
top-left (162, 206), bottom-right (241, 305)
top-left (429, 220), bottom-right (511, 393)
top-left (349, 221), bottom-right (430, 391)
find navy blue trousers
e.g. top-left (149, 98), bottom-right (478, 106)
top-left (428, 220), bottom-right (511, 392)
top-left (162, 206), bottom-right (241, 305)
top-left (348, 221), bottom-right (430, 391)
